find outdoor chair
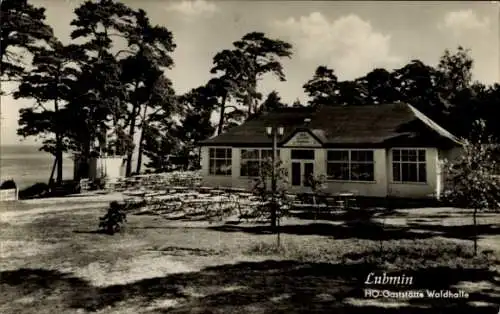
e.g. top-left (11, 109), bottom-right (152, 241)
top-left (181, 200), bottom-right (210, 217)
top-left (347, 197), bottom-right (360, 210)
top-left (344, 190), bottom-right (359, 210)
top-left (237, 199), bottom-right (270, 222)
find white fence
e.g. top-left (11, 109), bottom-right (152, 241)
top-left (0, 188), bottom-right (18, 201)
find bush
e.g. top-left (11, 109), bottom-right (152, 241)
top-left (252, 158), bottom-right (291, 229)
top-left (442, 119), bottom-right (500, 255)
top-left (99, 201), bottom-right (127, 235)
top-left (0, 179), bottom-right (17, 190)
top-left (19, 182), bottom-right (49, 199)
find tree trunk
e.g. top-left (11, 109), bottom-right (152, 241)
top-left (246, 93), bottom-right (253, 117)
top-left (217, 92), bottom-right (228, 135)
top-left (135, 105), bottom-right (148, 174)
top-left (55, 134), bottom-right (64, 185)
top-left (48, 157), bottom-right (57, 186)
top-left (253, 96), bottom-right (259, 117)
top-left (125, 102), bottom-right (139, 177)
top-left (473, 207), bottom-right (478, 256)
top-left (76, 144), bottom-right (91, 181)
top-left (54, 98), bottom-right (63, 185)
top-left (135, 128), bottom-right (145, 174)
top-left (270, 130), bottom-right (277, 230)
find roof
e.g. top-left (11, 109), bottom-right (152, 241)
top-left (199, 103), bottom-right (462, 148)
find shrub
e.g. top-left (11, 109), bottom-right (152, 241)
top-left (252, 158), bottom-right (291, 229)
top-left (0, 179), bottom-right (17, 190)
top-left (306, 174), bottom-right (327, 203)
top-left (442, 119), bottom-right (500, 255)
top-left (99, 201), bottom-right (127, 235)
top-left (19, 182), bottom-right (49, 199)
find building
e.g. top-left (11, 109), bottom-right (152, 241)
top-left (0, 179), bottom-right (18, 201)
top-left (198, 103), bottom-right (463, 199)
top-left (73, 153), bottom-right (126, 182)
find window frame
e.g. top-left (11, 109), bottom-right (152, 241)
top-left (326, 149), bottom-right (375, 182)
top-left (240, 148), bottom-right (280, 178)
top-left (208, 147), bottom-right (232, 176)
top-left (391, 148), bottom-right (427, 184)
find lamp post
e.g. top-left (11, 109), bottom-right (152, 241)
top-left (266, 126), bottom-right (284, 231)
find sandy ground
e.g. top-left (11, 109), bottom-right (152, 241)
top-left (0, 195), bottom-right (499, 314)
top-left (372, 207), bottom-right (500, 255)
top-left (0, 195), bottom-right (269, 288)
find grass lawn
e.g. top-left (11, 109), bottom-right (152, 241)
top-left (0, 197), bottom-right (499, 314)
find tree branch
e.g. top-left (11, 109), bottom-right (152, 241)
top-left (32, 100), bottom-right (49, 112)
top-left (0, 78), bottom-right (23, 82)
top-left (108, 33), bottom-right (127, 39)
top-left (115, 49), bottom-right (135, 58)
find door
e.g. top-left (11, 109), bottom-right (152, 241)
top-left (303, 162), bottom-right (314, 187)
top-left (291, 162), bottom-right (301, 186)
top-left (291, 161), bottom-right (314, 187)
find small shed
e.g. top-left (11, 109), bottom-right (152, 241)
top-left (73, 153), bottom-right (126, 182)
top-left (0, 179), bottom-right (18, 201)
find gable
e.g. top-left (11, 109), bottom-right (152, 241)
top-left (283, 130), bottom-right (322, 147)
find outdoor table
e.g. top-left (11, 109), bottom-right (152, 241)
top-left (227, 187), bottom-right (247, 193)
top-left (123, 191), bottom-right (147, 197)
top-left (123, 196), bottom-right (143, 206)
top-left (144, 191), bottom-right (168, 198)
top-left (209, 189), bottom-right (225, 195)
top-left (237, 200), bottom-right (271, 219)
top-left (181, 198), bottom-right (212, 211)
top-left (173, 192), bottom-right (200, 199)
top-left (335, 192), bottom-right (355, 210)
top-left (165, 186), bottom-right (183, 193)
top-left (183, 198), bottom-right (212, 204)
top-left (170, 186), bottom-right (189, 190)
top-left (206, 195), bottom-right (230, 202)
top-left (153, 194), bottom-right (181, 201)
top-left (182, 197), bottom-right (232, 218)
top-left (150, 198), bottom-right (183, 213)
top-left (146, 194), bottom-right (181, 210)
top-left (197, 186), bottom-right (213, 193)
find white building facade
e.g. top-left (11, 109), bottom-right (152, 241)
top-left (199, 103), bottom-right (462, 199)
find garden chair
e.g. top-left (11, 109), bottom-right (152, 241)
top-left (344, 190), bottom-right (359, 210)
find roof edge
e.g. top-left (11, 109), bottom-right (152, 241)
top-left (406, 104), bottom-right (464, 146)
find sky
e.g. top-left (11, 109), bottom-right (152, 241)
top-left (1, 0), bottom-right (499, 146)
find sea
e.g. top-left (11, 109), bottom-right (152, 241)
top-left (0, 145), bottom-right (74, 190)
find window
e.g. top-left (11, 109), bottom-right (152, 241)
top-left (240, 149), bottom-right (279, 177)
top-left (392, 149), bottom-right (426, 183)
top-left (209, 148), bottom-right (232, 176)
top-left (326, 150), bottom-right (374, 181)
top-left (291, 149), bottom-right (315, 160)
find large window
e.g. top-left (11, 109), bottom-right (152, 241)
top-left (392, 149), bottom-right (426, 183)
top-left (327, 150), bottom-right (374, 181)
top-left (240, 149), bottom-right (279, 177)
top-left (209, 148), bottom-right (232, 176)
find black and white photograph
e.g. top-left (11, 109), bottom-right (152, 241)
top-left (1, 0), bottom-right (499, 313)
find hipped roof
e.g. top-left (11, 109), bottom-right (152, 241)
top-left (199, 102), bottom-right (462, 148)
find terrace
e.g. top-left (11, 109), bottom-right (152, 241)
top-left (1, 190), bottom-right (499, 314)
top-left (1, 171), bottom-right (499, 313)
